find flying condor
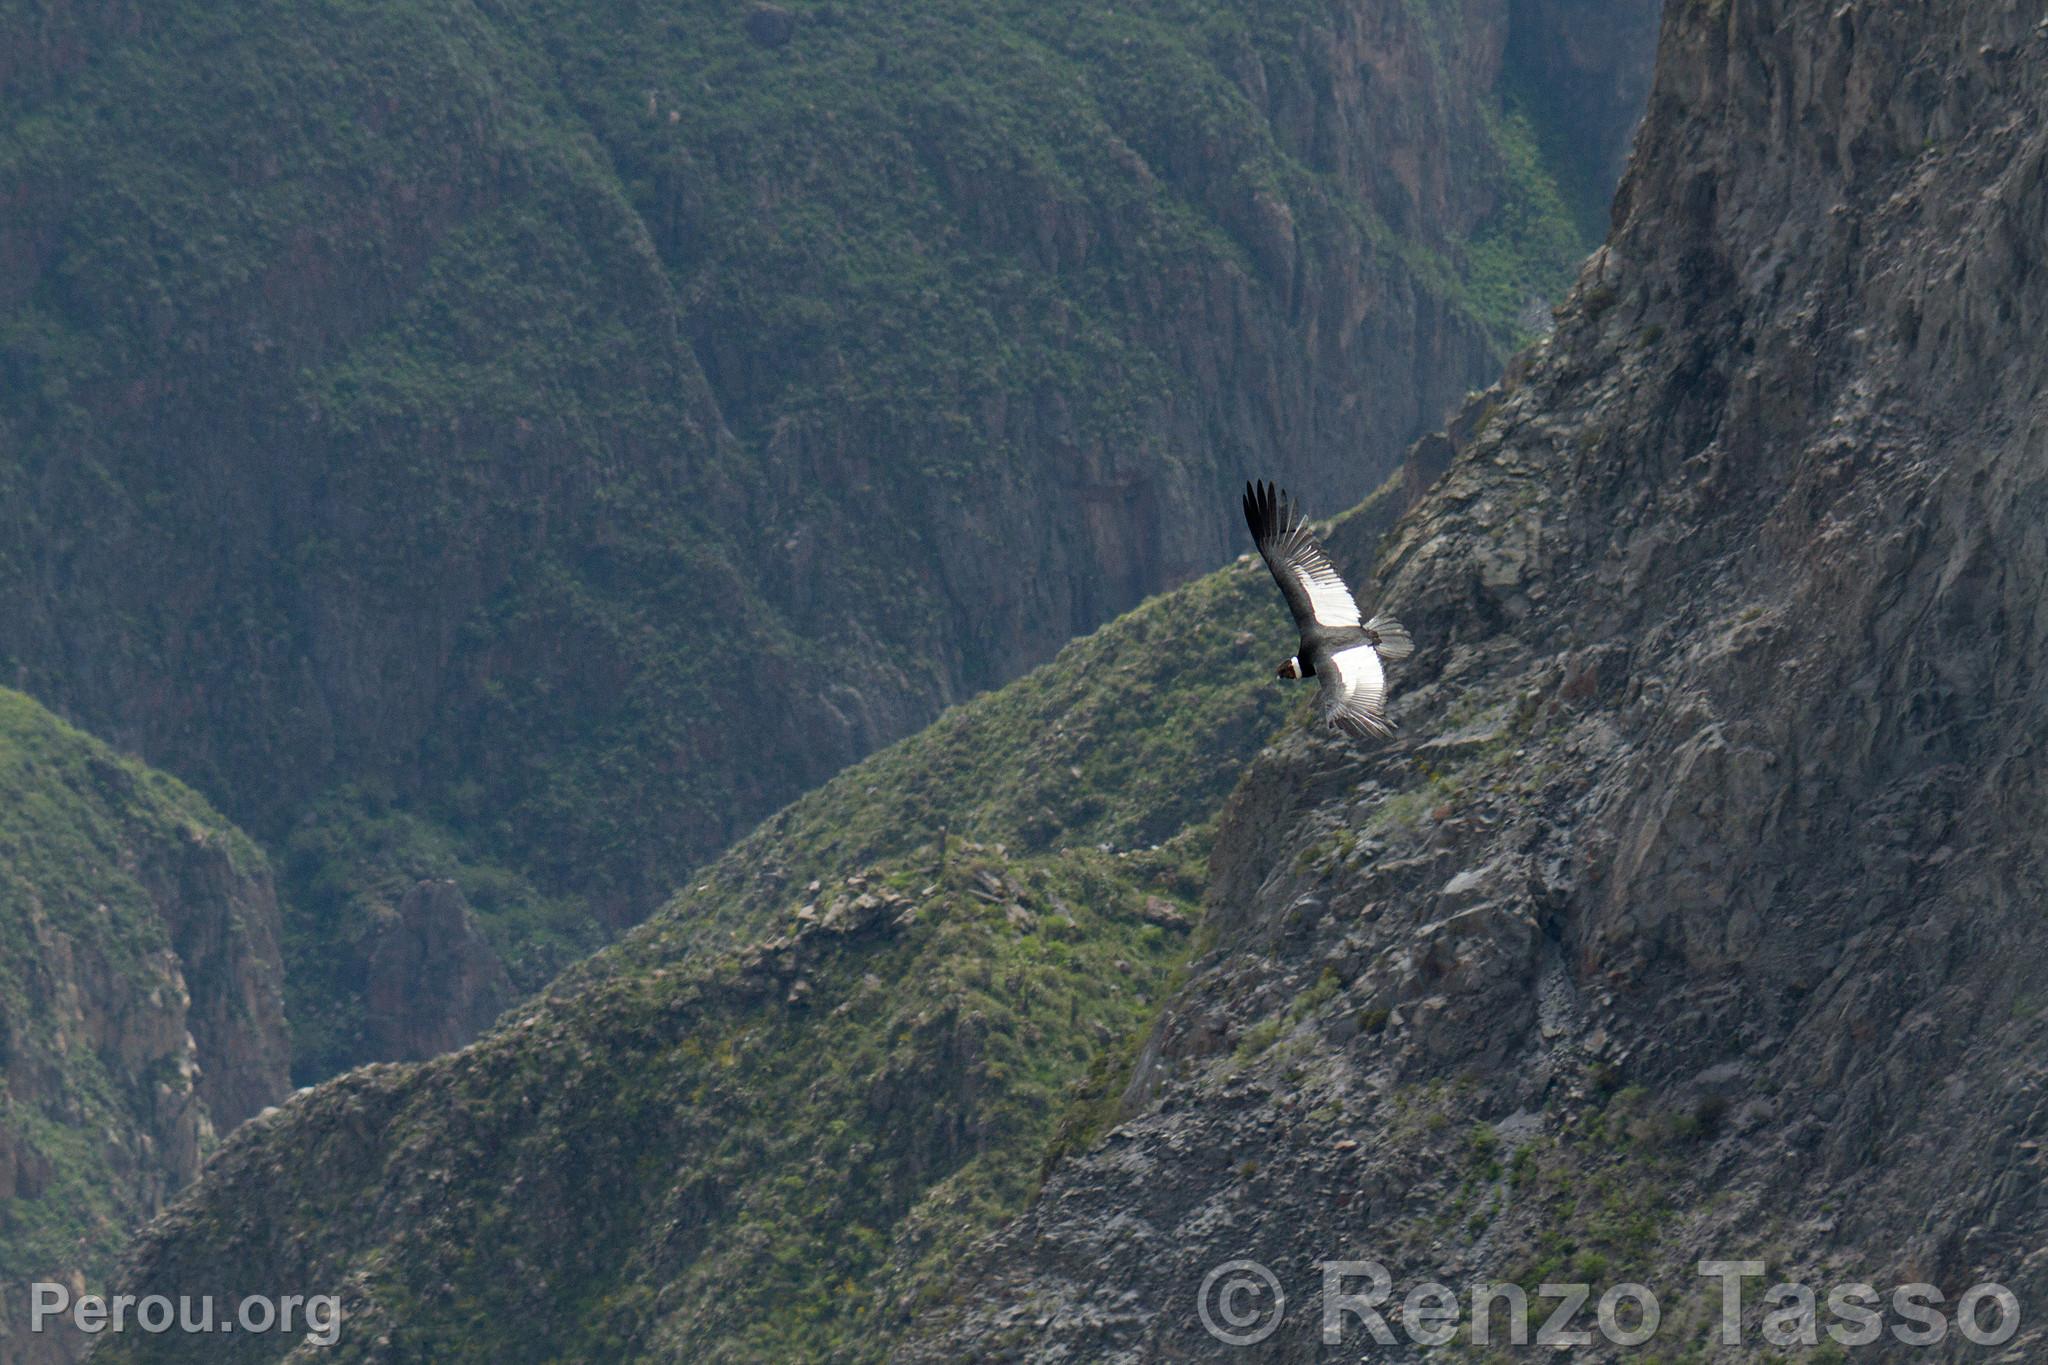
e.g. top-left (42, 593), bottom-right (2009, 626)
top-left (1243, 479), bottom-right (1412, 739)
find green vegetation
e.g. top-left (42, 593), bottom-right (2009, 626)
top-left (96, 495), bottom-right (1414, 1361)
top-left (1460, 103), bottom-right (1588, 341)
top-left (1, 0), bottom-right (1606, 1077)
top-left (1484, 1085), bottom-right (1719, 1353)
top-left (626, 554), bottom-right (1292, 959)
top-left (336, 845), bottom-right (1195, 1363)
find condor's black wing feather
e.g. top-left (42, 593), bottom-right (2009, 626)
top-left (1242, 480), bottom-right (1362, 635)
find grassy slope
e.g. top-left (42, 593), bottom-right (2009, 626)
top-left (2, 0), bottom-right (1595, 1077)
top-left (105, 480), bottom-right (1409, 1363)
top-left (0, 689), bottom-right (269, 1283)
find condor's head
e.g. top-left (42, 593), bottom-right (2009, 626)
top-left (1276, 656), bottom-right (1305, 679)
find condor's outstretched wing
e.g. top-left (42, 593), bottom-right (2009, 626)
top-left (1316, 639), bottom-right (1394, 738)
top-left (1242, 480), bottom-right (1361, 633)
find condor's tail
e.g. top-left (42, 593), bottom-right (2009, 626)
top-left (1366, 612), bottom-right (1412, 662)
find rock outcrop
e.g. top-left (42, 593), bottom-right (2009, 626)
top-left (361, 880), bottom-right (513, 1063)
top-left (0, 690), bottom-right (288, 1365)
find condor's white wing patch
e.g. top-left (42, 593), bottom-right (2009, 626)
top-left (1280, 529), bottom-right (1363, 629)
top-left (1316, 640), bottom-right (1393, 738)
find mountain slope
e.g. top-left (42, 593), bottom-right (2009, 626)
top-left (0, 689), bottom-right (287, 1364)
top-left (85, 0), bottom-right (2048, 1356)
top-left (90, 476), bottom-right (1420, 1363)
top-left (903, 1), bottom-right (2048, 1358)
top-left (0, 0), bottom-right (1656, 1075)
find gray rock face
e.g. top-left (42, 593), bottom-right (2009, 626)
top-left (362, 879), bottom-right (513, 1062)
top-left (136, 822), bottom-right (291, 1135)
top-left (914, 1), bottom-right (2048, 1359)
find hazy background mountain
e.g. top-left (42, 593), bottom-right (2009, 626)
top-left (0, 0), bottom-right (1658, 1084)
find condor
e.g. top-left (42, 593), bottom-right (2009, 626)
top-left (1243, 479), bottom-right (1412, 739)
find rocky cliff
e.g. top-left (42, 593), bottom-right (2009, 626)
top-left (0, 0), bottom-right (1656, 1075)
top-left (906, 0), bottom-right (2048, 1357)
top-left (0, 690), bottom-right (288, 1365)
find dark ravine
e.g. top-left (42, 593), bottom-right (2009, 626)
top-left (0, 690), bottom-right (288, 1365)
top-left (0, 0), bottom-right (1657, 1076)
top-left (1502, 0), bottom-right (1664, 235)
top-left (908, 0), bottom-right (2048, 1359)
